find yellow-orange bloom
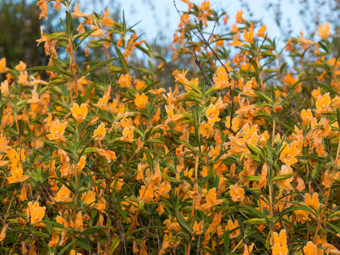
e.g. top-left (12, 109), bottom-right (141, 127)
top-left (82, 190), bottom-right (96, 205)
top-left (71, 103), bottom-right (88, 123)
top-left (15, 61), bottom-right (26, 72)
top-left (134, 93), bottom-right (148, 110)
top-left (48, 234), bottom-right (59, 248)
top-left (70, 250), bottom-right (82, 255)
top-left (165, 104), bottom-right (182, 123)
top-left (315, 93), bottom-right (331, 114)
top-left (317, 22), bottom-right (330, 41)
top-left (229, 183), bottom-right (244, 202)
top-left (226, 219), bottom-right (240, 238)
top-left (256, 25), bottom-right (267, 38)
top-left (276, 165), bottom-right (293, 192)
top-left (76, 155), bottom-right (86, 174)
top-left (54, 185), bottom-right (72, 203)
top-left (305, 192), bottom-right (320, 210)
top-left (280, 142), bottom-right (298, 166)
top-left (199, 121), bottom-right (213, 138)
top-left (121, 126), bottom-right (134, 142)
top-left (201, 188), bottom-right (223, 210)
top-left (192, 221), bottom-right (204, 235)
top-left (271, 229), bottom-right (288, 255)
top-left (47, 120), bottom-right (67, 142)
top-left (6, 148), bottom-right (29, 184)
top-left (100, 9), bottom-right (115, 27)
top-left (96, 149), bottom-right (117, 162)
top-left (93, 123), bottom-right (106, 140)
top-left (0, 58), bottom-right (7, 73)
top-left (303, 241), bottom-right (317, 255)
top-left (243, 243), bottom-right (255, 255)
top-left (235, 10), bottom-right (244, 23)
top-left (27, 201), bottom-right (46, 224)
top-left (301, 109), bottom-right (313, 126)
top-left (213, 66), bottom-right (229, 90)
top-left (118, 73), bottom-right (132, 88)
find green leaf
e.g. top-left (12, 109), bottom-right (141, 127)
top-left (110, 237), bottom-right (120, 253)
top-left (272, 172), bottom-right (294, 181)
top-left (243, 218), bottom-right (266, 224)
top-left (66, 11), bottom-right (72, 36)
top-left (115, 46), bottom-right (129, 73)
top-left (176, 211), bottom-right (192, 235)
top-left (57, 240), bottom-right (74, 255)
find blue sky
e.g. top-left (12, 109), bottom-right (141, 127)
top-left (111, 0), bottom-right (307, 43)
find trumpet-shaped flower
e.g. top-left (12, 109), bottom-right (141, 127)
top-left (27, 201), bottom-right (45, 224)
top-left (71, 103), bottom-right (88, 123)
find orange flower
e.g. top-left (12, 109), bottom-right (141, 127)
top-left (93, 123), bottom-right (106, 140)
top-left (235, 10), bottom-right (244, 23)
top-left (95, 87), bottom-right (111, 110)
top-left (280, 142), bottom-right (298, 166)
top-left (100, 9), bottom-right (115, 27)
top-left (317, 22), bottom-right (330, 41)
top-left (76, 155), bottom-right (86, 174)
top-left (0, 225), bottom-right (7, 242)
top-left (47, 120), bottom-right (67, 142)
top-left (27, 201), bottom-right (46, 224)
top-left (48, 234), bottom-right (59, 248)
top-left (1, 80), bottom-right (9, 97)
top-left (226, 219), bottom-right (240, 238)
top-left (70, 250), bottom-right (82, 255)
top-left (121, 126), bottom-right (134, 142)
top-left (201, 188), bottom-right (223, 210)
top-left (303, 241), bottom-right (317, 255)
top-left (276, 165), bottom-right (293, 192)
top-left (192, 221), bottom-right (204, 235)
top-left (229, 183), bottom-right (245, 202)
top-left (138, 184), bottom-right (154, 204)
top-left (199, 121), bottom-right (213, 138)
top-left (110, 178), bottom-right (124, 192)
top-left (316, 93), bottom-right (331, 114)
top-left (228, 33), bottom-right (245, 47)
top-left (71, 103), bottom-right (88, 123)
top-left (0, 58), bottom-right (7, 73)
top-left (259, 163), bottom-right (268, 188)
top-left (135, 79), bottom-right (146, 90)
top-left (244, 26), bottom-right (254, 44)
top-left (117, 73), bottom-right (132, 88)
top-left (165, 104), bottom-right (182, 123)
top-left (6, 148), bottom-right (29, 184)
top-left (19, 184), bottom-right (28, 201)
top-left (243, 243), bottom-right (255, 255)
top-left (206, 103), bottom-right (221, 126)
top-left (15, 61), bottom-right (26, 71)
top-left (134, 93), bottom-right (148, 110)
top-left (301, 109), bottom-right (312, 126)
top-left (54, 185), bottom-right (72, 203)
top-left (71, 2), bottom-right (89, 18)
top-left (305, 193), bottom-right (320, 210)
top-left (294, 209), bottom-right (310, 223)
top-left (82, 190), bottom-right (96, 205)
top-left (96, 149), bottom-right (117, 162)
top-left (271, 229), bottom-right (288, 255)
top-left (256, 25), bottom-right (267, 37)
top-left (74, 211), bottom-right (83, 231)
top-left (213, 66), bottom-right (230, 90)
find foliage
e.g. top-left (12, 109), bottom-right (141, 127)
top-left (0, 0), bottom-right (339, 254)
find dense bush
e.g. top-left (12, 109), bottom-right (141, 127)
top-left (0, 0), bottom-right (339, 254)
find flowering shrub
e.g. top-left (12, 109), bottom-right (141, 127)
top-left (0, 0), bottom-right (339, 254)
